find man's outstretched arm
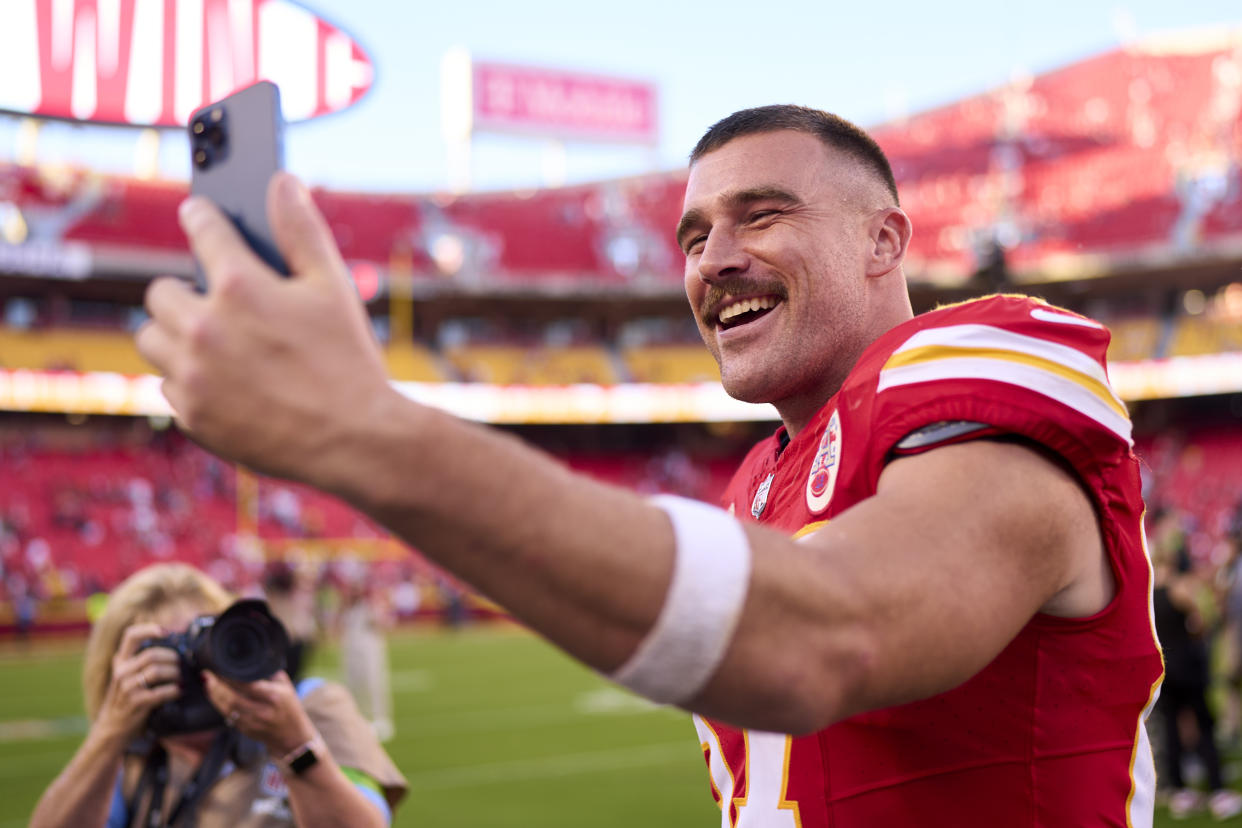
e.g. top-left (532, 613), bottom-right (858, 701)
top-left (137, 173), bottom-right (1108, 733)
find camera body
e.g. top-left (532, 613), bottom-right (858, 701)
top-left (140, 599), bottom-right (289, 735)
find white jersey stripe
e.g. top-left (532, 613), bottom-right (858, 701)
top-left (1128, 691), bottom-right (1158, 828)
top-left (1030, 307), bottom-right (1105, 329)
top-left (888, 324), bottom-right (1126, 413)
top-left (693, 715), bottom-right (735, 828)
top-left (877, 357), bottom-right (1133, 445)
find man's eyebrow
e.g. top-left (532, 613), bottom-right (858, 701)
top-left (675, 186), bottom-right (803, 249)
top-left (675, 208), bottom-right (707, 250)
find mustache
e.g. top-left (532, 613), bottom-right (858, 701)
top-left (700, 278), bottom-right (788, 319)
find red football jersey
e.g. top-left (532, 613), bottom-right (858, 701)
top-left (696, 295), bottom-right (1163, 827)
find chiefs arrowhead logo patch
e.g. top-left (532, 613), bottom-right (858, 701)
top-left (806, 409), bottom-right (842, 514)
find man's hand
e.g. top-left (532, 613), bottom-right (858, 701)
top-left (135, 172), bottom-right (393, 488)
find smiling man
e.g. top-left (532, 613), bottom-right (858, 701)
top-left (677, 122), bottom-right (910, 431)
top-left (137, 104), bottom-right (1163, 826)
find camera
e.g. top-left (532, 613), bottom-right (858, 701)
top-left (190, 106), bottom-right (229, 171)
top-left (139, 599), bottom-right (289, 735)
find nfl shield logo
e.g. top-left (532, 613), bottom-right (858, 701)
top-left (260, 762), bottom-right (288, 798)
top-left (806, 409), bottom-right (842, 514)
top-left (751, 473), bottom-right (774, 519)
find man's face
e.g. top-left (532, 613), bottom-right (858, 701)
top-left (678, 130), bottom-right (876, 412)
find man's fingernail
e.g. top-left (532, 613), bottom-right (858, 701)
top-left (178, 197), bottom-right (208, 230)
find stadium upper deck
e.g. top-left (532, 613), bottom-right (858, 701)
top-left (2, 33), bottom-right (1242, 416)
top-left (3, 32), bottom-right (1242, 295)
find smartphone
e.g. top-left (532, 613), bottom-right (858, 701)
top-left (188, 80), bottom-right (288, 289)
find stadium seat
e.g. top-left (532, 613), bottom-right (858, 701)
top-left (621, 344), bottom-right (720, 384)
top-left (1105, 316), bottom-right (1164, 362)
top-left (382, 343), bottom-right (445, 382)
top-left (444, 344), bottom-right (617, 385)
top-left (1167, 315), bottom-right (1242, 357)
top-left (0, 328), bottom-right (152, 374)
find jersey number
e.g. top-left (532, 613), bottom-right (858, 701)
top-left (696, 719), bottom-right (801, 827)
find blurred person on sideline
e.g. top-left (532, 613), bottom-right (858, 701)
top-left (262, 560), bottom-right (318, 682)
top-left (1150, 521), bottom-right (1242, 819)
top-left (138, 105), bottom-right (1162, 824)
top-left (1216, 533), bottom-right (1242, 745)
top-left (340, 576), bottom-right (395, 742)
top-left (29, 563), bottom-right (406, 828)
top-left (13, 578), bottom-right (38, 647)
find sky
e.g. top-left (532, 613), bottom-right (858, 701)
top-left (3, 0), bottom-right (1242, 194)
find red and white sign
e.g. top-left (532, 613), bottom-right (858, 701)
top-left (472, 62), bottom-right (658, 144)
top-left (0, 0), bottom-right (373, 127)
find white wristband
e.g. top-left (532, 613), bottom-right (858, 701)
top-left (610, 495), bottom-right (752, 705)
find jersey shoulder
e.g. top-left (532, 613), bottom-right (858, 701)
top-left (849, 294), bottom-right (1110, 390)
top-left (894, 293), bottom-right (1111, 361)
top-left (843, 293), bottom-right (1131, 478)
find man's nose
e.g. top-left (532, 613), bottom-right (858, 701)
top-left (696, 230), bottom-right (749, 283)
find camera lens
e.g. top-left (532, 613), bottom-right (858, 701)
top-left (193, 149), bottom-right (210, 169)
top-left (202, 599), bottom-right (288, 682)
top-left (222, 625), bottom-right (261, 663)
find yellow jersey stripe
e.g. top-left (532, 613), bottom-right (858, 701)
top-left (792, 521), bottom-right (829, 540)
top-left (877, 357), bottom-right (1132, 444)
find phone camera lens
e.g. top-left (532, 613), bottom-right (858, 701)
top-left (193, 149), bottom-right (210, 169)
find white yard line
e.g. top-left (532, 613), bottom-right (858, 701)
top-left (409, 741), bottom-right (695, 790)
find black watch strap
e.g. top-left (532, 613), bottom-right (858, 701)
top-left (279, 736), bottom-right (323, 776)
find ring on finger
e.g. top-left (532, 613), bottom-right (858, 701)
top-left (139, 670), bottom-right (150, 690)
top-left (227, 710), bottom-right (240, 726)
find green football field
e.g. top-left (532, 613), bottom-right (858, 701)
top-left (0, 625), bottom-right (1224, 827)
top-left (0, 625), bottom-right (715, 828)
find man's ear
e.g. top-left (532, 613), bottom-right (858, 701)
top-left (865, 207), bottom-right (913, 278)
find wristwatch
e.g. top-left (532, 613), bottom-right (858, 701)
top-left (278, 735), bottom-right (324, 776)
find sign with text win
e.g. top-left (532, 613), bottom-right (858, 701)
top-left (0, 0), bottom-right (372, 127)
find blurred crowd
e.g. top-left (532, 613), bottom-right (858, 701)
top-left (0, 415), bottom-right (735, 628)
top-left (1145, 457), bottom-right (1242, 819)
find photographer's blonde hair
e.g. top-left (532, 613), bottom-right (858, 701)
top-left (83, 563), bottom-right (232, 721)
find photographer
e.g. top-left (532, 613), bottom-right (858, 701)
top-left (30, 563), bottom-right (406, 828)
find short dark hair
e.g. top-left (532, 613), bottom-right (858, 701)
top-left (690, 104), bottom-right (899, 205)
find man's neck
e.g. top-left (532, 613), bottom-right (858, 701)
top-left (777, 298), bottom-right (914, 438)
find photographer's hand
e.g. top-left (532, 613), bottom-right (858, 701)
top-left (29, 623), bottom-right (182, 828)
top-left (96, 622), bottom-right (183, 742)
top-left (202, 669), bottom-right (316, 756)
top-left (203, 670), bottom-right (387, 828)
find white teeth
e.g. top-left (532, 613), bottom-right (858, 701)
top-left (718, 296), bottom-right (778, 324)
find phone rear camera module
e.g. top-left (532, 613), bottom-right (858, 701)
top-left (189, 107), bottom-right (228, 170)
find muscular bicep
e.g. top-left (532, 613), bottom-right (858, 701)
top-left (832, 438), bottom-right (1104, 709)
top-left (699, 437), bottom-right (1107, 732)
